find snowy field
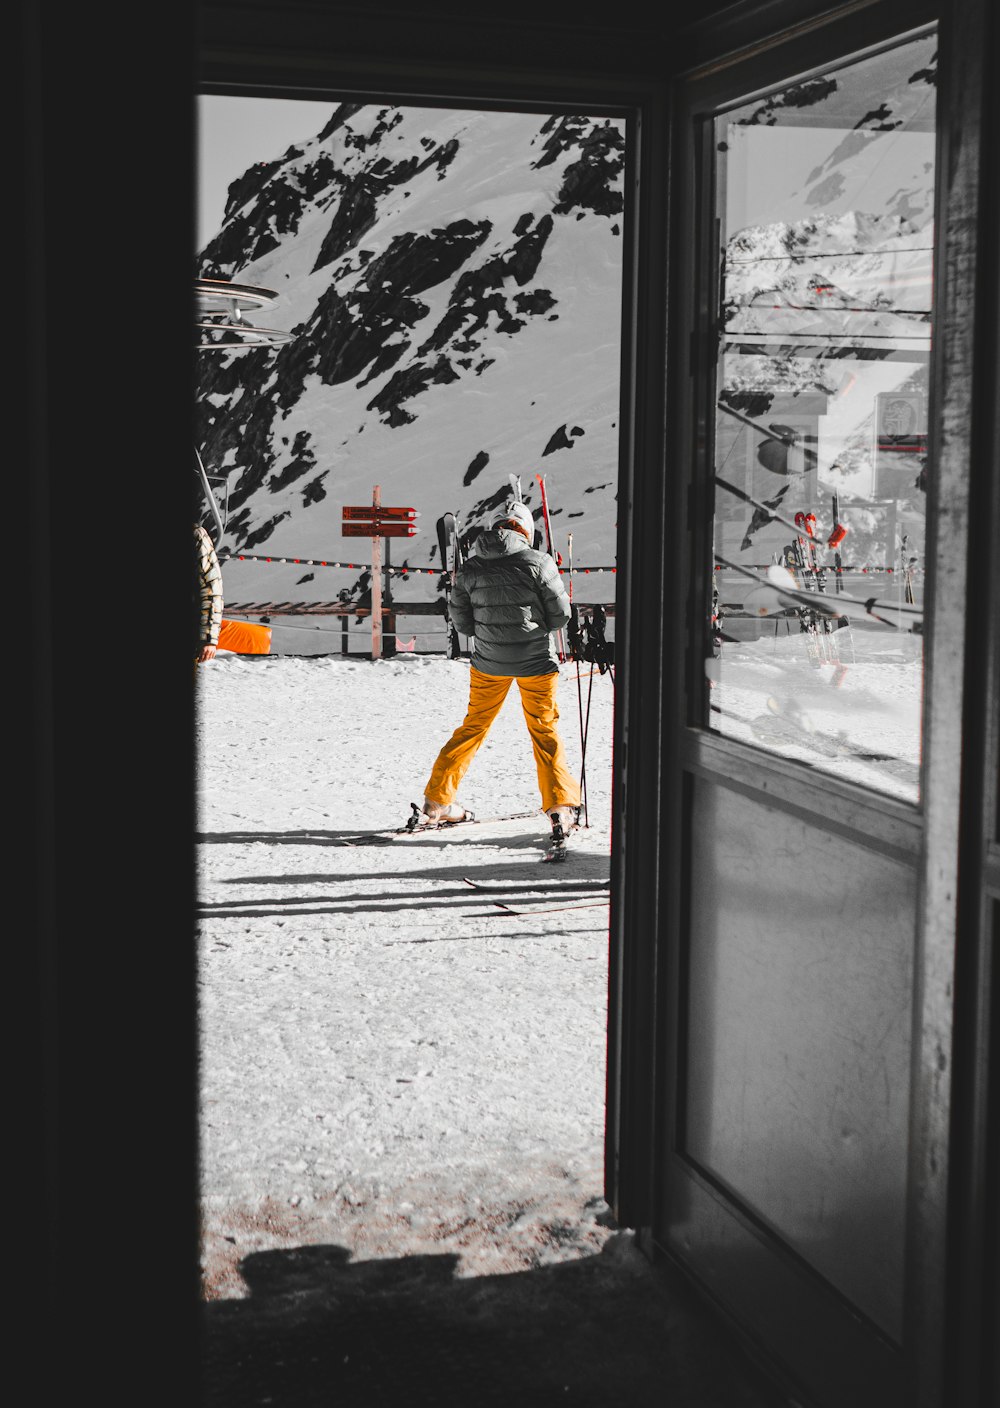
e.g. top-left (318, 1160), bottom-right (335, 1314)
top-left (195, 617), bottom-right (923, 1307)
top-left (195, 653), bottom-right (617, 1299)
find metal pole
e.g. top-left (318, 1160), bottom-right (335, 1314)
top-left (383, 535), bottom-right (396, 658)
top-left (371, 484), bottom-right (382, 660)
top-left (194, 445), bottom-right (225, 541)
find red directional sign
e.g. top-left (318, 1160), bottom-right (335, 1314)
top-left (341, 521), bottom-right (417, 537)
top-left (342, 505), bottom-right (416, 521)
top-left (374, 506), bottom-right (418, 521)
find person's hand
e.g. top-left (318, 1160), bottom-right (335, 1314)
top-left (196, 643), bottom-right (218, 663)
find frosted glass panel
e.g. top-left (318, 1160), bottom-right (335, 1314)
top-left (707, 34), bottom-right (937, 805)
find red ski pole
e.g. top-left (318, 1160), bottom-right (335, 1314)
top-left (535, 472), bottom-right (566, 661)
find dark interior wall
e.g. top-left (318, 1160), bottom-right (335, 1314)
top-left (196, 0), bottom-right (743, 82)
top-left (20, 0), bottom-right (200, 1394)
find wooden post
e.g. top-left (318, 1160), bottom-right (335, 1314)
top-left (371, 484), bottom-right (382, 660)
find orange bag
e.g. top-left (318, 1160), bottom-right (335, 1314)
top-left (217, 618), bottom-right (272, 654)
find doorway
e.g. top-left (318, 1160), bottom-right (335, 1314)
top-left (193, 85), bottom-right (628, 1330)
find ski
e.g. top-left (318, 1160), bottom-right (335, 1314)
top-left (389, 806), bottom-right (541, 838)
top-left (436, 510), bottom-right (463, 658)
top-left (535, 471), bottom-right (556, 557)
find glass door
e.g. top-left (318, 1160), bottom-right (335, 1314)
top-left (659, 24), bottom-right (939, 1408)
top-left (707, 32), bottom-right (936, 804)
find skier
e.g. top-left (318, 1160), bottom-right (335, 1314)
top-left (415, 493), bottom-right (581, 847)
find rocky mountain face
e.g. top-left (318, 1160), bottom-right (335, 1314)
top-left (195, 103), bottom-right (625, 623)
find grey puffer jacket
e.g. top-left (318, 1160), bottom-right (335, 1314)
top-left (450, 527), bottom-right (570, 676)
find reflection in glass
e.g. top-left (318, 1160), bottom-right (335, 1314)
top-left (707, 33), bottom-right (936, 805)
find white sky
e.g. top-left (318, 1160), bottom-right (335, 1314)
top-left (197, 94), bottom-right (339, 250)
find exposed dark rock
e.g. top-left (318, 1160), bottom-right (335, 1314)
top-left (223, 507), bottom-right (252, 542)
top-left (200, 139), bottom-right (332, 266)
top-left (240, 511), bottom-right (292, 550)
top-left (514, 289), bottom-right (557, 315)
top-left (299, 284), bottom-right (429, 392)
top-left (267, 432), bottom-right (317, 493)
top-left (532, 115), bottom-right (590, 169)
top-left (223, 156), bottom-right (287, 224)
top-left (313, 143), bottom-right (464, 272)
top-left (357, 339), bottom-right (410, 387)
top-left (553, 124), bottom-right (625, 218)
top-left (365, 220), bottom-right (491, 299)
top-left (463, 450), bottom-right (490, 486)
top-left (313, 174), bottom-right (381, 270)
top-left (317, 102), bottom-right (366, 141)
top-left (366, 357), bottom-right (461, 425)
top-left (542, 425), bottom-right (575, 455)
top-left (433, 139), bottom-right (460, 177)
top-left (418, 216), bottom-right (553, 354)
top-left (301, 477), bottom-right (327, 508)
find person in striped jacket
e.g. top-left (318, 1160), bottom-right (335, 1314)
top-left (194, 522), bottom-right (223, 664)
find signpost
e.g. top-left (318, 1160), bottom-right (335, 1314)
top-left (342, 487), bottom-right (418, 659)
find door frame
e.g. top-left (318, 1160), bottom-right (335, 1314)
top-left (194, 1), bottom-right (999, 1402)
top-left (631, 1), bottom-right (998, 1404)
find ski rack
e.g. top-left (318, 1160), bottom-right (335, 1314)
top-left (714, 554), bottom-right (924, 631)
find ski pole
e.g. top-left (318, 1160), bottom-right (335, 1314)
top-left (567, 535), bottom-right (588, 815)
top-left (579, 652), bottom-right (594, 826)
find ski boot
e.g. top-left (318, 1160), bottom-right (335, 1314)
top-left (404, 799), bottom-right (472, 831)
top-left (544, 805), bottom-right (580, 862)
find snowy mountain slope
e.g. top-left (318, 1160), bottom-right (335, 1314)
top-left (195, 103), bottom-right (625, 624)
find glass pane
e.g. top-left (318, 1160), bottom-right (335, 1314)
top-left (707, 32), bottom-right (936, 805)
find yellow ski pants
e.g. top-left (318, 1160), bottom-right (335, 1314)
top-left (424, 666), bottom-right (581, 813)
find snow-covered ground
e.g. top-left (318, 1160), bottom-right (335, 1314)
top-left (195, 652), bottom-right (617, 1299)
top-left (195, 617), bottom-right (921, 1307)
top-left (712, 624), bottom-right (923, 803)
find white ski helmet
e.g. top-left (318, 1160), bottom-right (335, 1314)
top-left (491, 499), bottom-right (535, 539)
